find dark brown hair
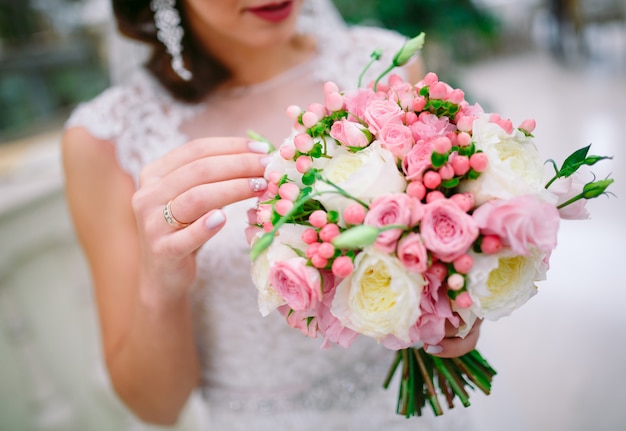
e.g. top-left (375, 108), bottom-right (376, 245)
top-left (112, 0), bottom-right (231, 101)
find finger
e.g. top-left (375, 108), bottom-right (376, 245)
top-left (140, 137), bottom-right (271, 186)
top-left (160, 152), bottom-right (269, 200)
top-left (156, 209), bottom-right (228, 259)
top-left (425, 320), bottom-right (482, 358)
top-left (167, 177), bottom-right (268, 224)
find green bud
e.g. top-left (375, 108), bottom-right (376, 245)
top-left (332, 225), bottom-right (380, 250)
top-left (582, 178), bottom-right (614, 199)
top-left (393, 33), bottom-right (426, 66)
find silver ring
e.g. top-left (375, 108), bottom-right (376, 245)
top-left (163, 200), bottom-right (189, 228)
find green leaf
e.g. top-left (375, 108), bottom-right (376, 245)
top-left (431, 152), bottom-right (448, 168)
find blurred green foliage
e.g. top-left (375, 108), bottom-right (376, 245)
top-left (333, 0), bottom-right (501, 61)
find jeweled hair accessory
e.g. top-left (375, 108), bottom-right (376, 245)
top-left (150, 0), bottom-right (193, 81)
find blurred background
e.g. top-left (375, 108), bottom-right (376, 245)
top-left (0, 0), bottom-right (624, 430)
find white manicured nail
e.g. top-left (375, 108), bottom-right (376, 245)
top-left (249, 178), bottom-right (267, 192)
top-left (248, 140), bottom-right (271, 153)
top-left (205, 210), bottom-right (225, 230)
top-left (425, 345), bottom-right (443, 354)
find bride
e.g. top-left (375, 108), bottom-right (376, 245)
top-left (62, 0), bottom-right (481, 429)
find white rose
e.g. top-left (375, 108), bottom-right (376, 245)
top-left (313, 141), bottom-right (406, 224)
top-left (465, 248), bottom-right (548, 320)
top-left (251, 224), bottom-right (309, 316)
top-left (460, 114), bottom-right (556, 205)
top-left (331, 247), bottom-right (426, 342)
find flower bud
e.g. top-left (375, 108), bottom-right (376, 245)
top-left (392, 32), bottom-right (426, 66)
top-left (331, 225), bottom-right (380, 250)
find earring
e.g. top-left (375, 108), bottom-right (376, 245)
top-left (150, 0), bottom-right (193, 81)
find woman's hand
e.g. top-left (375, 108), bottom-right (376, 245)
top-left (424, 317), bottom-right (483, 358)
top-left (132, 137), bottom-right (271, 302)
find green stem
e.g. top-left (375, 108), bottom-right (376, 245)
top-left (373, 64), bottom-right (396, 92)
top-left (557, 192), bottom-right (584, 209)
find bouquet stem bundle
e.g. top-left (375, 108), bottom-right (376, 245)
top-left (384, 348), bottom-right (496, 417)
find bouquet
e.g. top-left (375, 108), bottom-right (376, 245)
top-left (249, 33), bottom-right (614, 418)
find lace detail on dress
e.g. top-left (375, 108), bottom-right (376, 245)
top-left (65, 70), bottom-right (201, 181)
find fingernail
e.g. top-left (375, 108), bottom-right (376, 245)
top-left (260, 156), bottom-right (272, 167)
top-left (425, 345), bottom-right (443, 354)
top-left (249, 178), bottom-right (268, 192)
top-left (248, 140), bottom-right (271, 153)
top-left (205, 210), bottom-right (225, 230)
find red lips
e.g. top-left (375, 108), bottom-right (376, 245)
top-left (247, 1), bottom-right (294, 23)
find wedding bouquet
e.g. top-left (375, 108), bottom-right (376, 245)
top-left (249, 34), bottom-right (613, 418)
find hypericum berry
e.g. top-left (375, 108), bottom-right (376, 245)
top-left (423, 171), bottom-right (442, 189)
top-left (447, 273), bottom-right (465, 291)
top-left (453, 254), bottom-right (474, 274)
top-left (301, 111), bottom-right (319, 128)
top-left (274, 199), bottom-right (293, 216)
top-left (456, 131), bottom-right (472, 147)
top-left (301, 228), bottom-right (318, 244)
top-left (469, 152), bottom-right (488, 172)
top-left (319, 223), bottom-right (340, 242)
top-left (481, 235), bottom-right (503, 254)
top-left (455, 291), bottom-right (473, 308)
top-left (449, 192), bottom-right (474, 213)
top-left (294, 133), bottom-right (314, 153)
top-left (450, 154), bottom-right (470, 176)
top-left (343, 203), bottom-right (366, 225)
top-left (310, 254), bottom-right (328, 269)
top-left (279, 144), bottom-right (296, 160)
top-left (427, 262), bottom-right (448, 282)
top-left (332, 256), bottom-right (354, 278)
top-left (406, 181), bottom-right (426, 200)
top-left (278, 183), bottom-right (300, 202)
top-left (309, 210), bottom-right (328, 228)
top-left (295, 155), bottom-right (313, 173)
top-left (439, 163), bottom-right (455, 181)
top-left (317, 242), bottom-right (336, 259)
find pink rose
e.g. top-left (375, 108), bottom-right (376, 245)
top-left (420, 199), bottom-right (479, 262)
top-left (415, 272), bottom-right (459, 345)
top-left (364, 194), bottom-right (414, 253)
top-left (402, 139), bottom-right (435, 181)
top-left (278, 305), bottom-right (318, 338)
top-left (378, 123), bottom-right (414, 158)
top-left (269, 257), bottom-right (322, 312)
top-left (363, 99), bottom-right (404, 134)
top-left (409, 112), bottom-right (455, 142)
top-left (329, 119), bottom-right (371, 148)
top-left (472, 195), bottom-right (560, 255)
top-left (343, 88), bottom-right (378, 121)
top-left (317, 272), bottom-right (359, 349)
top-left (396, 233), bottom-right (428, 273)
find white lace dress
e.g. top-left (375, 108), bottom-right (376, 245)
top-left (66, 24), bottom-right (478, 431)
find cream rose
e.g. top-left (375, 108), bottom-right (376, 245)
top-left (460, 114), bottom-right (556, 205)
top-left (330, 247), bottom-right (427, 342)
top-left (465, 248), bottom-right (548, 320)
top-left (313, 142), bottom-right (406, 224)
top-left (251, 224), bottom-right (310, 316)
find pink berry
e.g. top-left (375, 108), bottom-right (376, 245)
top-left (309, 210), bottom-right (328, 228)
top-left (456, 116), bottom-right (474, 133)
top-left (453, 254), bottom-right (473, 274)
top-left (285, 105), bottom-right (302, 120)
top-left (469, 152), bottom-right (488, 172)
top-left (450, 154), bottom-right (470, 176)
top-left (412, 96), bottom-right (427, 112)
top-left (406, 181), bottom-right (427, 200)
top-left (295, 155), bottom-right (313, 173)
top-left (427, 262), bottom-right (448, 282)
top-left (456, 131), bottom-right (472, 147)
top-left (426, 190), bottom-right (445, 203)
top-left (317, 242), bottom-right (335, 259)
top-left (305, 242), bottom-right (321, 259)
top-left (422, 72), bottom-right (438, 86)
top-left (301, 228), bottom-right (318, 244)
top-left (310, 254), bottom-right (328, 269)
top-left (439, 163), bottom-right (455, 181)
top-left (275, 199), bottom-right (293, 216)
top-left (455, 291), bottom-right (473, 308)
top-left (323, 81), bottom-right (339, 94)
top-left (325, 92), bottom-right (344, 112)
top-left (279, 144), bottom-right (296, 160)
top-left (423, 171), bottom-right (442, 189)
top-left (307, 102), bottom-right (327, 119)
top-left (343, 203), bottom-right (366, 225)
top-left (405, 111), bottom-right (418, 125)
top-left (294, 133), bottom-right (314, 153)
top-left (332, 256), bottom-right (354, 278)
top-left (268, 171), bottom-right (282, 184)
top-left (429, 82), bottom-right (449, 100)
top-left (447, 273), bottom-right (465, 291)
top-left (301, 111), bottom-right (319, 128)
top-left (319, 223), bottom-right (340, 242)
top-left (278, 182), bottom-right (300, 202)
top-left (447, 88), bottom-right (465, 104)
top-left (449, 192), bottom-right (474, 213)
top-left (481, 235), bottom-right (503, 254)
